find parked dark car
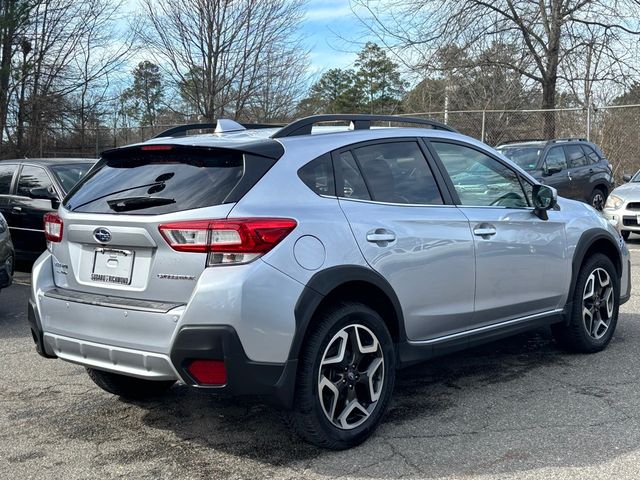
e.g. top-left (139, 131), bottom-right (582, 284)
top-left (496, 138), bottom-right (614, 210)
top-left (0, 159), bottom-right (95, 259)
top-left (0, 212), bottom-right (13, 291)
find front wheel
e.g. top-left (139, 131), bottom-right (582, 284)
top-left (286, 302), bottom-right (396, 449)
top-left (551, 253), bottom-right (619, 353)
top-left (86, 368), bottom-right (175, 400)
top-left (589, 188), bottom-right (606, 210)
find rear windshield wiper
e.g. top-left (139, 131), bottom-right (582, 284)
top-left (107, 196), bottom-right (176, 212)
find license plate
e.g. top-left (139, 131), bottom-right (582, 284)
top-left (91, 248), bottom-right (134, 285)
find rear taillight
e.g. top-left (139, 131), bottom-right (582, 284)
top-left (158, 218), bottom-right (297, 265)
top-left (43, 213), bottom-right (63, 243)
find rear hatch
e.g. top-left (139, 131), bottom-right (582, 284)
top-left (47, 144), bottom-right (277, 304)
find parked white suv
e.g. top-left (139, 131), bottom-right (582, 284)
top-left (29, 115), bottom-right (631, 449)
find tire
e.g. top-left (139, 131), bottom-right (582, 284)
top-left (86, 368), bottom-right (175, 400)
top-left (589, 188), bottom-right (606, 211)
top-left (551, 253), bottom-right (619, 353)
top-left (621, 230), bottom-right (630, 241)
top-left (285, 302), bottom-right (396, 450)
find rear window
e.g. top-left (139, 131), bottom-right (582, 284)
top-left (50, 163), bottom-right (93, 193)
top-left (64, 148), bottom-right (245, 214)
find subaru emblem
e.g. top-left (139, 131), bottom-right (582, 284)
top-left (93, 227), bottom-right (112, 243)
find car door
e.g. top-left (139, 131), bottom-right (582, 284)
top-left (11, 165), bottom-right (59, 255)
top-left (564, 144), bottom-right (591, 201)
top-left (0, 163), bottom-right (17, 235)
top-left (541, 146), bottom-right (573, 198)
top-left (335, 138), bottom-right (476, 342)
top-left (428, 140), bottom-right (569, 327)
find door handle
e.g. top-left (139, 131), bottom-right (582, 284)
top-left (473, 224), bottom-right (496, 238)
top-left (12, 206), bottom-right (22, 212)
top-left (366, 229), bottom-right (396, 244)
top-left (567, 171), bottom-right (572, 181)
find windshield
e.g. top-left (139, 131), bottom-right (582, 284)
top-left (632, 170), bottom-right (640, 182)
top-left (497, 146), bottom-right (542, 171)
top-left (50, 163), bottom-right (93, 193)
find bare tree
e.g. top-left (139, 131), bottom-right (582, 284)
top-left (138, 0), bottom-right (306, 121)
top-left (352, 0), bottom-right (640, 137)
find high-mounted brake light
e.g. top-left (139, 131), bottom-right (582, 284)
top-left (43, 213), bottom-right (63, 243)
top-left (141, 145), bottom-right (173, 151)
top-left (158, 218), bottom-right (297, 265)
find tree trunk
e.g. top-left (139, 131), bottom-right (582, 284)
top-left (541, 78), bottom-right (557, 139)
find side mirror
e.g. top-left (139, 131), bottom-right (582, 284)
top-left (29, 186), bottom-right (58, 201)
top-left (532, 184), bottom-right (557, 220)
top-left (623, 174), bottom-right (632, 182)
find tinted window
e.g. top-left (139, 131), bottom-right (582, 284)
top-left (497, 146), bottom-right (541, 170)
top-left (298, 154), bottom-right (335, 196)
top-left (581, 145), bottom-right (600, 164)
top-left (50, 163), bottom-right (93, 193)
top-left (564, 145), bottom-right (588, 167)
top-left (17, 166), bottom-right (53, 197)
top-left (432, 142), bottom-right (528, 208)
top-left (336, 151), bottom-right (370, 200)
top-left (545, 147), bottom-right (567, 170)
top-left (0, 164), bottom-right (16, 194)
top-left (353, 142), bottom-right (443, 205)
top-left (64, 149), bottom-right (244, 214)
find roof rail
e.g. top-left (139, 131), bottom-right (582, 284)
top-left (271, 114), bottom-right (457, 139)
top-left (498, 138), bottom-right (547, 145)
top-left (549, 137), bottom-right (588, 143)
top-left (153, 120), bottom-right (284, 139)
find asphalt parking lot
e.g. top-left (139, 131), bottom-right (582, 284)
top-left (3, 245), bottom-right (640, 480)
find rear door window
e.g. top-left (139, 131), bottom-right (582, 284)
top-left (0, 164), bottom-right (16, 194)
top-left (17, 166), bottom-right (54, 197)
top-left (64, 148), bottom-right (245, 214)
top-left (564, 145), bottom-right (589, 167)
top-left (335, 151), bottom-right (370, 200)
top-left (352, 141), bottom-right (443, 205)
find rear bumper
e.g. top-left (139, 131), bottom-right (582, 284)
top-left (30, 252), bottom-right (303, 407)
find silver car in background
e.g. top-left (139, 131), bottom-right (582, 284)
top-left (604, 170), bottom-right (640, 240)
top-left (29, 115), bottom-right (631, 449)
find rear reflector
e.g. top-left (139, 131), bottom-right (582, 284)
top-left (159, 218), bottom-right (297, 265)
top-left (43, 213), bottom-right (63, 242)
top-left (187, 359), bottom-right (227, 385)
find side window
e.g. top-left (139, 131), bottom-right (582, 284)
top-left (352, 141), bottom-right (443, 205)
top-left (564, 145), bottom-right (588, 167)
top-left (17, 166), bottom-right (53, 197)
top-left (545, 147), bottom-right (567, 170)
top-left (581, 145), bottom-right (600, 164)
top-left (298, 153), bottom-right (335, 196)
top-left (0, 164), bottom-right (16, 194)
top-left (336, 151), bottom-right (370, 200)
top-left (431, 141), bottom-right (528, 208)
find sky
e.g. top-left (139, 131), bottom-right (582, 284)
top-left (300, 0), bottom-right (372, 77)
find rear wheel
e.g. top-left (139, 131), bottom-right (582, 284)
top-left (86, 368), bottom-right (175, 400)
top-left (286, 302), bottom-right (396, 449)
top-left (551, 253), bottom-right (619, 353)
top-left (589, 188), bottom-right (606, 210)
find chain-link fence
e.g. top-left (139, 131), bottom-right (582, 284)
top-left (401, 104), bottom-right (640, 182)
top-left (3, 104), bottom-right (640, 182)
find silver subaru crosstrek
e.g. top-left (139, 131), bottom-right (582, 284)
top-left (29, 115), bottom-right (631, 449)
